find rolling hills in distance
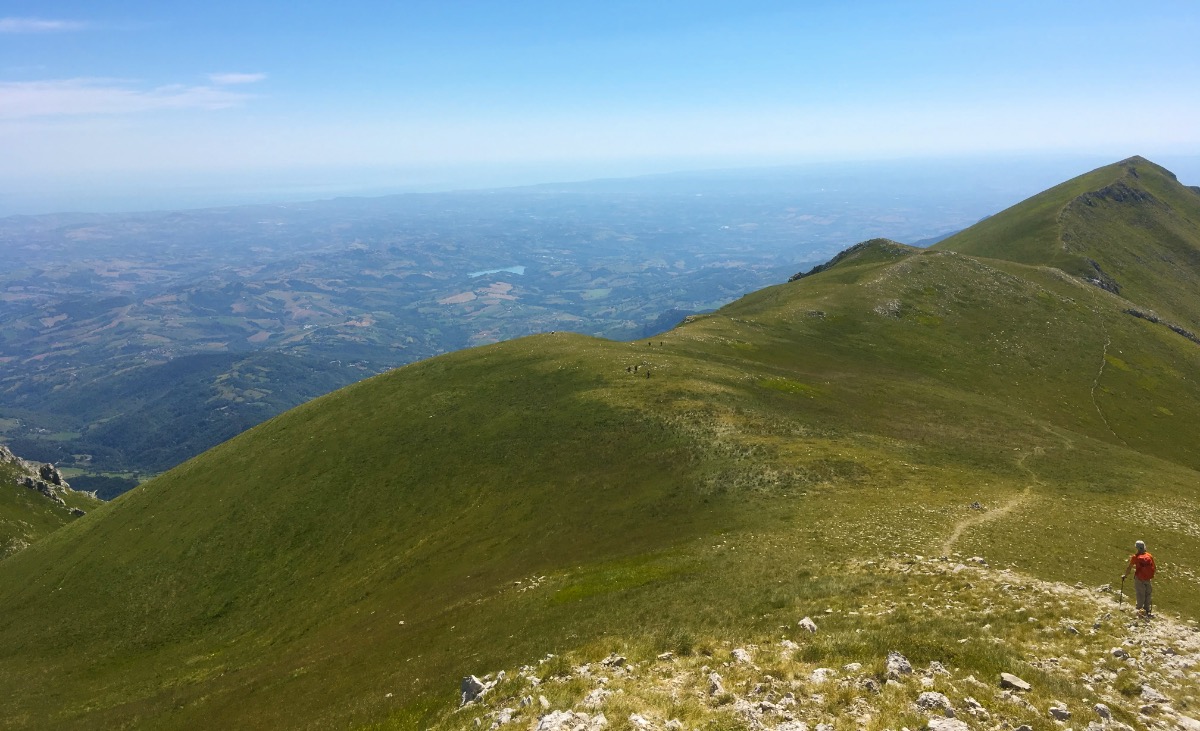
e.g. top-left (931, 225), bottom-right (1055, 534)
top-left (1, 156), bottom-right (1199, 730)
top-left (0, 162), bottom-right (1070, 490)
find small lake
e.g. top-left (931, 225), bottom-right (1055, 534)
top-left (469, 265), bottom-right (526, 278)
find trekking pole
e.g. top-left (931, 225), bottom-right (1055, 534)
top-left (1120, 575), bottom-right (1125, 605)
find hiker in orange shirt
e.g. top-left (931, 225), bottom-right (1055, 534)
top-left (1122, 540), bottom-right (1156, 617)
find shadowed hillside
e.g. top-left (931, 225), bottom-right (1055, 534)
top-left (0, 159), bottom-right (1198, 730)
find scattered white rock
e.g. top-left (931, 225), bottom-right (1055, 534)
top-left (708, 672), bottom-right (725, 696)
top-left (1111, 647), bottom-right (1129, 659)
top-left (581, 688), bottom-right (612, 709)
top-left (461, 675), bottom-right (493, 706)
top-left (886, 651), bottom-right (913, 679)
top-left (779, 639), bottom-right (799, 651)
top-left (999, 672), bottom-right (1031, 691)
top-left (926, 718), bottom-right (969, 731)
top-left (798, 617), bottom-right (818, 633)
top-left (536, 711), bottom-right (608, 731)
top-left (915, 692), bottom-right (952, 713)
top-left (1140, 685), bottom-right (1168, 704)
top-left (842, 662), bottom-right (862, 672)
top-left (1174, 716), bottom-right (1200, 731)
top-left (962, 696), bottom-right (990, 720)
top-left (809, 667), bottom-right (836, 684)
top-left (731, 648), bottom-right (752, 664)
top-left (1093, 703), bottom-right (1111, 720)
top-left (628, 713), bottom-right (655, 730)
top-left (1048, 703), bottom-right (1071, 721)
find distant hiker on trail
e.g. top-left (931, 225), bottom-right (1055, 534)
top-left (1122, 540), bottom-right (1156, 617)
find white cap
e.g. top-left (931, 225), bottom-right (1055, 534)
top-left (1135, 540), bottom-right (1146, 551)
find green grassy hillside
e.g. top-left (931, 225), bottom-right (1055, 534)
top-left (935, 156), bottom-right (1200, 330)
top-left (1, 159), bottom-right (1198, 730)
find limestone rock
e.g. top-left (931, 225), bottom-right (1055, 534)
top-left (1094, 703), bottom-right (1111, 720)
top-left (886, 651), bottom-right (913, 679)
top-left (1140, 685), bottom-right (1168, 704)
top-left (1048, 704), bottom-right (1071, 721)
top-left (707, 672), bottom-right (724, 696)
top-left (731, 648), bottom-right (752, 664)
top-left (628, 713), bottom-right (654, 730)
top-left (926, 718), bottom-right (969, 731)
top-left (798, 617), bottom-right (818, 633)
top-left (962, 696), bottom-right (990, 720)
top-left (536, 711), bottom-right (608, 731)
top-left (39, 463), bottom-right (64, 486)
top-left (916, 692), bottom-right (952, 713)
top-left (581, 688), bottom-right (611, 709)
top-left (999, 672), bottom-right (1031, 691)
top-left (461, 675), bottom-right (489, 706)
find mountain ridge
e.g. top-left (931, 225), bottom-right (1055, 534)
top-left (933, 155), bottom-right (1200, 331)
top-left (0, 157), bottom-right (1198, 729)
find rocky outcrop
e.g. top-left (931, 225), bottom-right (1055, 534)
top-left (1124, 308), bottom-right (1200, 346)
top-left (2, 444), bottom-right (86, 512)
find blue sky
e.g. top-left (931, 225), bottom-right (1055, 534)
top-left (3, 1), bottom-right (1200, 211)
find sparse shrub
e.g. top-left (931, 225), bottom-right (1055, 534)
top-left (1115, 673), bottom-right (1142, 697)
top-left (672, 630), bottom-right (696, 656)
top-left (539, 654), bottom-right (573, 681)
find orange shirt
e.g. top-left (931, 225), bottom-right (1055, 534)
top-left (1128, 551), bottom-right (1156, 580)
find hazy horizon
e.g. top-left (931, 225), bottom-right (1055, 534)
top-left (6, 152), bottom-right (1200, 219)
top-left (3, 1), bottom-right (1199, 216)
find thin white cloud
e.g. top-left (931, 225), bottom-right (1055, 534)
top-left (208, 72), bottom-right (267, 85)
top-left (0, 78), bottom-right (253, 119)
top-left (0, 17), bottom-right (85, 33)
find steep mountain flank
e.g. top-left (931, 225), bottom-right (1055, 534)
top-left (0, 159), bottom-right (1197, 730)
top-left (935, 156), bottom-right (1200, 332)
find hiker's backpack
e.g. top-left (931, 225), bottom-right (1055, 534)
top-left (1135, 552), bottom-right (1156, 579)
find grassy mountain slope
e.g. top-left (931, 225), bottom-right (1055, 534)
top-left (1, 160), bottom-right (1199, 729)
top-left (934, 156), bottom-right (1200, 330)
